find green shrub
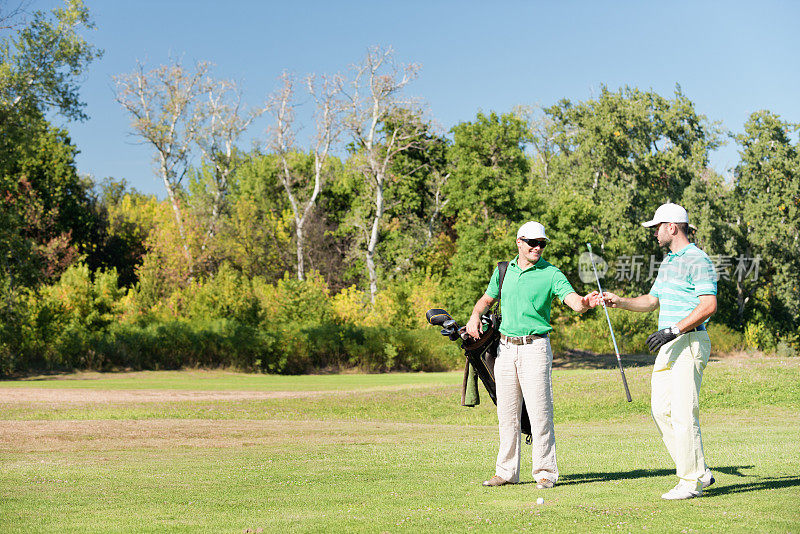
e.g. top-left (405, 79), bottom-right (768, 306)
top-left (266, 271), bottom-right (334, 325)
top-left (707, 323), bottom-right (747, 354)
top-left (266, 323), bottom-right (461, 374)
top-left (775, 341), bottom-right (798, 358)
top-left (91, 319), bottom-right (281, 371)
top-left (3, 265), bottom-right (466, 376)
top-left (176, 263), bottom-right (262, 326)
top-left (551, 310), bottom-right (657, 355)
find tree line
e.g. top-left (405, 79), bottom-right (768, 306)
top-left (1, 1), bottom-right (798, 375)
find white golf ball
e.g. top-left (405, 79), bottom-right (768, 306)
top-left (536, 497), bottom-right (544, 505)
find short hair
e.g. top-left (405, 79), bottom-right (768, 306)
top-left (675, 222), bottom-right (690, 235)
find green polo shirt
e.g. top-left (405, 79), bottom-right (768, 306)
top-left (485, 256), bottom-right (576, 337)
top-left (649, 243), bottom-right (717, 329)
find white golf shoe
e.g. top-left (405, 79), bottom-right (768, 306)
top-left (661, 482), bottom-right (702, 500)
top-left (700, 468), bottom-right (715, 489)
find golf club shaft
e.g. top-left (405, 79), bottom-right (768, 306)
top-left (587, 243), bottom-right (633, 402)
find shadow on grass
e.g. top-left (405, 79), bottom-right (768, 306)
top-left (706, 475), bottom-right (800, 496)
top-left (558, 465), bottom-right (757, 486)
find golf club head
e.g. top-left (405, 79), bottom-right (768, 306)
top-left (442, 318), bottom-right (457, 330)
top-left (426, 308), bottom-right (452, 327)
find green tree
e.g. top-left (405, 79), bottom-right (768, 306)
top-left (218, 152), bottom-right (293, 282)
top-left (733, 110), bottom-right (800, 340)
top-left (444, 111), bottom-right (529, 223)
top-left (339, 46), bottom-right (428, 303)
top-left (440, 111), bottom-right (530, 315)
top-left (0, 0), bottom-right (101, 125)
top-left (374, 109), bottom-right (449, 280)
top-left (0, 111), bottom-right (101, 285)
top-left (680, 170), bottom-right (746, 328)
top-left (543, 85), bottom-right (721, 292)
top-left (0, 0), bottom-right (102, 287)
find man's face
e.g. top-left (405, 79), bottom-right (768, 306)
top-left (517, 237), bottom-right (545, 264)
top-left (654, 222), bottom-right (673, 248)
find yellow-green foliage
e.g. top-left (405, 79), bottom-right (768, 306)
top-left (744, 321), bottom-right (778, 351)
top-left (551, 310), bottom-right (657, 355)
top-left (331, 272), bottom-right (443, 329)
top-left (708, 323), bottom-right (747, 353)
top-left (330, 285), bottom-right (369, 325)
top-left (268, 270), bottom-right (333, 325)
top-left (39, 263), bottom-right (125, 331)
top-left (163, 263), bottom-right (261, 325)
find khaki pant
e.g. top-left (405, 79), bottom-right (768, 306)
top-left (494, 337), bottom-right (557, 484)
top-left (651, 330), bottom-right (711, 490)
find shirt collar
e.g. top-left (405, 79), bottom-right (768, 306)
top-left (667, 244), bottom-right (694, 258)
top-left (510, 255), bottom-right (544, 270)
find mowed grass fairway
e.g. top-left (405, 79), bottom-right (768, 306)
top-left (1, 355), bottom-right (799, 533)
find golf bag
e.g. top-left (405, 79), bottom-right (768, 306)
top-left (425, 260), bottom-right (532, 441)
top-left (458, 312), bottom-right (533, 441)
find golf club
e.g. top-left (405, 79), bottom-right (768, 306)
top-left (586, 243), bottom-right (633, 402)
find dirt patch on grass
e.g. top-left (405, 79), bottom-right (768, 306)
top-left (0, 419), bottom-right (465, 453)
top-left (0, 388), bottom-right (339, 404)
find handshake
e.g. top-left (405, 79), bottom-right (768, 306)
top-left (569, 290), bottom-right (627, 310)
top-left (585, 290), bottom-right (622, 309)
top-left (586, 290), bottom-right (682, 353)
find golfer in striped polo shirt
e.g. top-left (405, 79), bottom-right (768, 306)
top-left (601, 203), bottom-right (718, 500)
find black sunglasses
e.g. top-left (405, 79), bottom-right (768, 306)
top-left (521, 238), bottom-right (547, 249)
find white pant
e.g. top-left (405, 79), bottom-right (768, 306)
top-left (651, 331), bottom-right (710, 490)
top-left (493, 337), bottom-right (557, 484)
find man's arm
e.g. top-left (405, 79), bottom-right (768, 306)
top-left (674, 295), bottom-right (717, 332)
top-left (466, 294), bottom-right (497, 339)
top-left (602, 292), bottom-right (659, 312)
top-left (645, 294), bottom-right (717, 352)
top-left (563, 291), bottom-right (599, 314)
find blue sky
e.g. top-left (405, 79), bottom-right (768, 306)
top-left (36, 0), bottom-right (800, 197)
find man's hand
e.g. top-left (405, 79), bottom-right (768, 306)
top-left (583, 290), bottom-right (600, 309)
top-left (466, 294), bottom-right (496, 339)
top-left (466, 315), bottom-right (483, 340)
top-left (601, 291), bottom-right (622, 308)
top-left (646, 326), bottom-right (681, 352)
top-left (564, 291), bottom-right (599, 313)
top-left (602, 292), bottom-right (659, 312)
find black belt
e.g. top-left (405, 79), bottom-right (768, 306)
top-left (685, 324), bottom-right (706, 332)
top-left (500, 333), bottom-right (548, 345)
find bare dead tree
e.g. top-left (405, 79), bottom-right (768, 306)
top-left (425, 169), bottom-right (450, 243)
top-left (267, 71), bottom-right (342, 281)
top-left (339, 45), bottom-right (425, 303)
top-left (0, 1), bottom-right (29, 31)
top-left (514, 104), bottom-right (559, 187)
top-left (114, 60), bottom-right (210, 268)
top-left (195, 78), bottom-right (264, 252)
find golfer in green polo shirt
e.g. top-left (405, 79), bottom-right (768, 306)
top-left (601, 203), bottom-right (718, 500)
top-left (466, 221), bottom-right (598, 489)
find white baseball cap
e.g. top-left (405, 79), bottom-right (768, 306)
top-left (517, 221), bottom-right (549, 241)
top-left (641, 203), bottom-right (696, 229)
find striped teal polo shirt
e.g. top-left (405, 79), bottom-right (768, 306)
top-left (649, 244), bottom-right (717, 329)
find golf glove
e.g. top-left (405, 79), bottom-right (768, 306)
top-left (646, 326), bottom-right (681, 352)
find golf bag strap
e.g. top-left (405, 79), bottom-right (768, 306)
top-left (497, 261), bottom-right (532, 443)
top-left (497, 261), bottom-right (509, 300)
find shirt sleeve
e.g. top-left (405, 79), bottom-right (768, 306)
top-left (552, 269), bottom-right (576, 302)
top-left (485, 266), bottom-right (501, 299)
top-left (649, 276), bottom-right (661, 299)
top-left (692, 254), bottom-right (718, 296)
